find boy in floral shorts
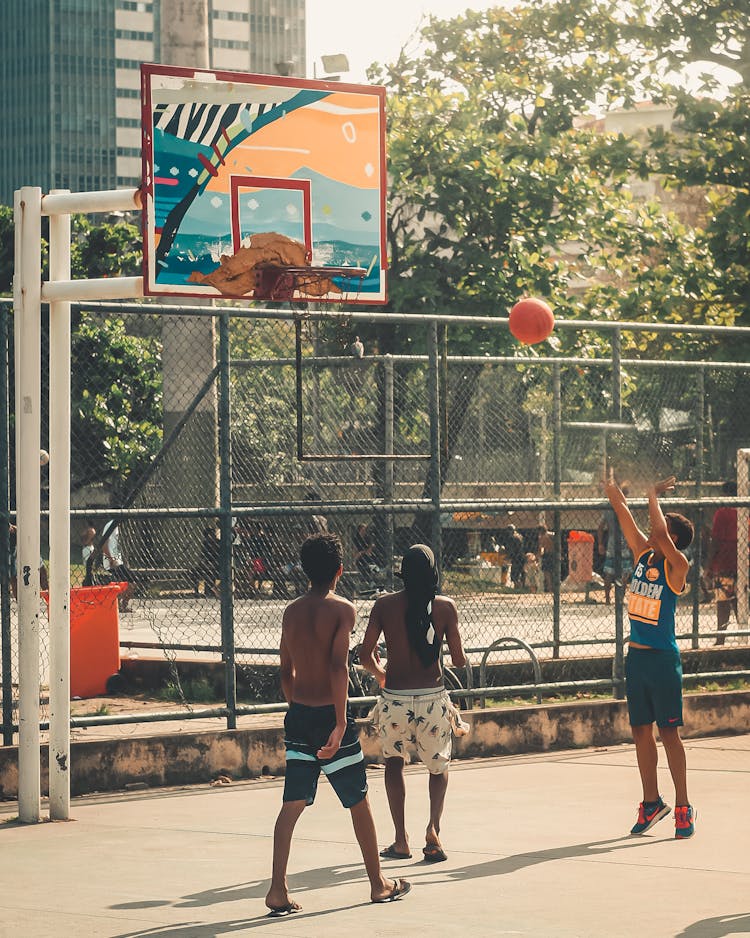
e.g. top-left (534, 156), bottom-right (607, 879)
top-left (361, 544), bottom-right (468, 862)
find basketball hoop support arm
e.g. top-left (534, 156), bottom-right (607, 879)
top-left (14, 186), bottom-right (143, 825)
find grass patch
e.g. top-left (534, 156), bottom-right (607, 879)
top-left (442, 571), bottom-right (516, 595)
top-left (159, 676), bottom-right (216, 704)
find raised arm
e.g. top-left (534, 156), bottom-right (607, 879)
top-left (317, 602), bottom-right (356, 760)
top-left (648, 477), bottom-right (689, 591)
top-left (442, 597), bottom-right (466, 668)
top-left (604, 471), bottom-right (648, 560)
top-left (360, 599), bottom-right (387, 687)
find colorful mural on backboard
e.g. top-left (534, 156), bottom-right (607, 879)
top-left (141, 64), bottom-right (387, 303)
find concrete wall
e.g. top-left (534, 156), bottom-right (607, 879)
top-left (2, 690), bottom-right (749, 800)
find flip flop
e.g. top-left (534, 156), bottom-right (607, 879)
top-left (379, 844), bottom-right (412, 859)
top-left (372, 878), bottom-right (412, 904)
top-left (267, 901), bottom-right (302, 917)
top-left (422, 844), bottom-right (448, 862)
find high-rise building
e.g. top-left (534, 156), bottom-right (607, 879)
top-left (0, 0), bottom-right (307, 205)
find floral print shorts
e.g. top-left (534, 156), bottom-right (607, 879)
top-left (371, 687), bottom-right (465, 774)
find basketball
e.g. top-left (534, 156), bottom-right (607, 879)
top-left (509, 297), bottom-right (555, 345)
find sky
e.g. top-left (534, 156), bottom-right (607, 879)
top-left (306, 0), bottom-right (506, 83)
top-left (305, 1), bottom-right (739, 92)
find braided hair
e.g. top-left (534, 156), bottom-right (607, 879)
top-left (401, 544), bottom-right (440, 668)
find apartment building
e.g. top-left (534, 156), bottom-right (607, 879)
top-left (0, 0), bottom-right (306, 204)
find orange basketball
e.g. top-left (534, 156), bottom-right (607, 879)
top-left (509, 297), bottom-right (555, 344)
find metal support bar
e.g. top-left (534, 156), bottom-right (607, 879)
top-left (0, 303), bottom-right (12, 747)
top-left (428, 322), bottom-right (443, 572)
top-left (42, 276), bottom-right (144, 303)
top-left (611, 329), bottom-right (625, 699)
top-left (218, 313), bottom-right (236, 730)
top-left (692, 368), bottom-right (705, 648)
top-left (738, 449), bottom-right (750, 627)
top-left (48, 192), bottom-right (72, 820)
top-left (51, 299), bottom-right (750, 336)
top-left (552, 363), bottom-right (562, 658)
top-left (384, 355), bottom-right (395, 591)
top-left (41, 188), bottom-right (141, 216)
top-left (14, 186), bottom-right (42, 823)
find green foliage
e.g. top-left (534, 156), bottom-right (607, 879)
top-left (0, 205), bottom-right (14, 295)
top-left (373, 0), bottom-right (736, 357)
top-left (72, 314), bottom-right (162, 496)
top-left (159, 676), bottom-right (216, 703)
top-left (71, 215), bottom-right (141, 279)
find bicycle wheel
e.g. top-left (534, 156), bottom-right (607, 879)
top-left (444, 666), bottom-right (471, 711)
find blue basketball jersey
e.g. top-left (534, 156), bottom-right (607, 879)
top-left (627, 549), bottom-right (680, 651)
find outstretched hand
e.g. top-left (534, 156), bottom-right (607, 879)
top-left (654, 476), bottom-right (677, 496)
top-left (604, 467), bottom-right (622, 499)
top-left (317, 725), bottom-right (345, 761)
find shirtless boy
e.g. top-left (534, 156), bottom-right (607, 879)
top-left (360, 544), bottom-right (467, 863)
top-left (265, 533), bottom-right (411, 917)
top-left (605, 472), bottom-right (697, 839)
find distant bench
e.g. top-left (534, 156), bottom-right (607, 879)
top-left (129, 567), bottom-right (191, 595)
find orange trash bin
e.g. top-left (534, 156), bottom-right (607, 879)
top-left (567, 531), bottom-right (595, 584)
top-left (43, 583), bottom-right (125, 698)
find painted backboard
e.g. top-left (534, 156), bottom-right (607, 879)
top-left (141, 64), bottom-right (387, 303)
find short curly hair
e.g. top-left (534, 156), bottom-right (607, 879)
top-left (300, 533), bottom-right (343, 586)
top-left (666, 512), bottom-right (694, 551)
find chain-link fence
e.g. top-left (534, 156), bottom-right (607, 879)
top-left (2, 301), bottom-right (750, 739)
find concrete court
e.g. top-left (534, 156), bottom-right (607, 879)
top-left (2, 734), bottom-right (750, 938)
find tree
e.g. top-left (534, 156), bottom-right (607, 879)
top-left (375, 2), bottom-right (730, 340)
top-left (71, 314), bottom-right (162, 498)
top-left (369, 1), bottom-right (732, 501)
top-left (71, 215), bottom-right (141, 279)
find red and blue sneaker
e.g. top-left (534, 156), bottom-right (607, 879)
top-left (630, 797), bottom-right (671, 835)
top-left (674, 804), bottom-right (696, 839)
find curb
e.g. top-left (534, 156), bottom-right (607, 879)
top-left (2, 689), bottom-right (749, 800)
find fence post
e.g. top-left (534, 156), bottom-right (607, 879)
top-left (611, 328), bottom-right (625, 699)
top-left (0, 303), bottom-right (12, 746)
top-left (47, 191), bottom-right (72, 820)
top-left (738, 449), bottom-right (750, 628)
top-left (14, 186), bottom-right (43, 822)
top-left (428, 322), bottom-right (442, 573)
top-left (384, 355), bottom-right (395, 590)
top-left (692, 367), bottom-right (705, 648)
top-left (552, 362), bottom-right (561, 658)
top-left (218, 313), bottom-right (236, 729)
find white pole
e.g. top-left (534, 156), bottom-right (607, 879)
top-left (42, 276), bottom-right (144, 303)
top-left (48, 193), bottom-right (71, 820)
top-left (14, 187), bottom-right (42, 823)
top-left (738, 449), bottom-right (749, 627)
top-left (42, 188), bottom-right (140, 216)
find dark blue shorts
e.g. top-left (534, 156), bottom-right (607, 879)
top-left (283, 702), bottom-right (367, 809)
top-left (626, 646), bottom-right (683, 728)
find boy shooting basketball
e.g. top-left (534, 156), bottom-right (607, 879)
top-left (265, 533), bottom-right (411, 917)
top-left (605, 472), bottom-right (696, 839)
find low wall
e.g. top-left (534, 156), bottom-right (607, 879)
top-left (1, 689), bottom-right (749, 800)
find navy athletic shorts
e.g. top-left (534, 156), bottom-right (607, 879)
top-left (282, 702), bottom-right (368, 808)
top-left (625, 646), bottom-right (683, 728)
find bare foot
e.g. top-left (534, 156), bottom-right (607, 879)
top-left (423, 828), bottom-right (447, 862)
top-left (265, 889), bottom-right (300, 915)
top-left (371, 877), bottom-right (412, 903)
top-left (380, 839), bottom-right (411, 859)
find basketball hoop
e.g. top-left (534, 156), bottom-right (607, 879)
top-left (253, 264), bottom-right (367, 302)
